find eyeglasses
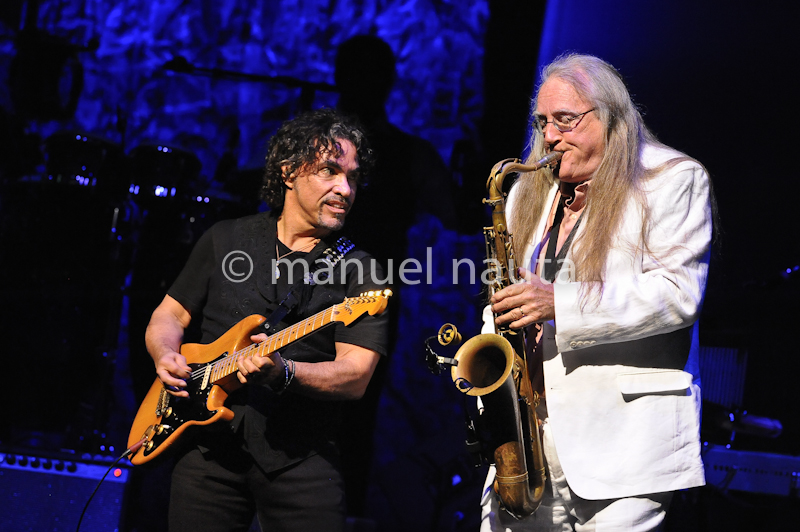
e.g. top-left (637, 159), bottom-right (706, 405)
top-left (534, 108), bottom-right (596, 133)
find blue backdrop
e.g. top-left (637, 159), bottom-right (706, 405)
top-left (1, 1), bottom-right (798, 531)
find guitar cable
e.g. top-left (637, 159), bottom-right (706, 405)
top-left (74, 437), bottom-right (147, 532)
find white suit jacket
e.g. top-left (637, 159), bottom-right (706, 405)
top-left (481, 144), bottom-right (711, 499)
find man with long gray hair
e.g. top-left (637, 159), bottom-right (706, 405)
top-left (481, 53), bottom-right (713, 531)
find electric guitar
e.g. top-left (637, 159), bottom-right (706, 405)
top-left (126, 290), bottom-right (391, 465)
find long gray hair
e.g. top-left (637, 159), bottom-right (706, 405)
top-left (511, 53), bottom-right (681, 305)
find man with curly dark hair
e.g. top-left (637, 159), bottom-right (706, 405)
top-left (143, 108), bottom-right (389, 532)
top-left (260, 107), bottom-right (375, 214)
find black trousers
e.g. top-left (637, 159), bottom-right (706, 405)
top-left (169, 437), bottom-right (345, 532)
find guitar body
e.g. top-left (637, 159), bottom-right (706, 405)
top-left (126, 290), bottom-right (391, 466)
top-left (127, 314), bottom-right (266, 465)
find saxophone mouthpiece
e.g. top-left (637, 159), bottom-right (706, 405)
top-left (535, 151), bottom-right (562, 169)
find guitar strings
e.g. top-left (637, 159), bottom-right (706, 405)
top-left (184, 304), bottom-right (341, 382)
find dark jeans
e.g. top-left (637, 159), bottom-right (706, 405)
top-left (169, 438), bottom-right (345, 532)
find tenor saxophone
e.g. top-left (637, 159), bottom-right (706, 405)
top-left (447, 152), bottom-right (561, 518)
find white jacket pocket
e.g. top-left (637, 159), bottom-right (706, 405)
top-left (616, 369), bottom-right (692, 396)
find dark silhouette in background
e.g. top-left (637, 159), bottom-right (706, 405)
top-left (334, 34), bottom-right (460, 518)
top-left (336, 35), bottom-right (458, 265)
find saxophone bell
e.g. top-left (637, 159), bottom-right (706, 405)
top-left (450, 334), bottom-right (515, 397)
top-left (425, 154), bottom-right (552, 519)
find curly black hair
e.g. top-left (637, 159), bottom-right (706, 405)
top-left (260, 108), bottom-right (374, 212)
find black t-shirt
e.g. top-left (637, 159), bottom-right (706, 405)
top-left (166, 212), bottom-right (390, 472)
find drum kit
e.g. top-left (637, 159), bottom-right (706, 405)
top-left (21, 128), bottom-right (263, 244)
top-left (0, 126), bottom-right (263, 453)
top-left (0, 51), bottom-right (324, 453)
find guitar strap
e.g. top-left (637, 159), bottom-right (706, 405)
top-left (260, 236), bottom-right (355, 334)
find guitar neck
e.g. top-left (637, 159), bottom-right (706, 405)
top-left (258, 306), bottom-right (338, 356)
top-left (211, 304), bottom-right (339, 383)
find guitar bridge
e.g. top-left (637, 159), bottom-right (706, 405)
top-left (155, 387), bottom-right (169, 417)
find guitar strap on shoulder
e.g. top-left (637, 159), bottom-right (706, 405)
top-left (260, 236), bottom-right (355, 334)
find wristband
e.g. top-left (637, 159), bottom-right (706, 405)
top-left (271, 356), bottom-right (295, 394)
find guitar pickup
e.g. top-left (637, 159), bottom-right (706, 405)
top-left (200, 364), bottom-right (212, 390)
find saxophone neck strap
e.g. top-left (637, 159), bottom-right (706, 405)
top-left (543, 200), bottom-right (583, 282)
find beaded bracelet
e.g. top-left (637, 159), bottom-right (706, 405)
top-left (271, 356), bottom-right (295, 394)
top-left (285, 359), bottom-right (296, 389)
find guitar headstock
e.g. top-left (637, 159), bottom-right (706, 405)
top-left (333, 289), bottom-right (392, 326)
